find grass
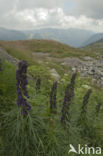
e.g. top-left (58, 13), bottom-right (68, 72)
top-left (0, 60), bottom-right (103, 155)
top-left (83, 41), bottom-right (103, 59)
top-left (0, 41), bottom-right (34, 64)
top-left (0, 40), bottom-right (97, 61)
top-left (0, 39), bottom-right (103, 155)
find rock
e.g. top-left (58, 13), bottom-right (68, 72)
top-left (72, 67), bottom-right (76, 72)
top-left (61, 62), bottom-right (66, 66)
top-left (101, 77), bottom-right (103, 81)
top-left (50, 69), bottom-right (61, 81)
top-left (84, 56), bottom-right (94, 61)
top-left (0, 47), bottom-right (19, 64)
top-left (91, 79), bottom-right (97, 84)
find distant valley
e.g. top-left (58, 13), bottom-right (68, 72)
top-left (22, 28), bottom-right (94, 47)
top-left (0, 27), bottom-right (26, 40)
top-left (1, 27), bottom-right (103, 48)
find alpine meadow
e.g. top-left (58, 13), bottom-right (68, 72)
top-left (0, 0), bottom-right (103, 156)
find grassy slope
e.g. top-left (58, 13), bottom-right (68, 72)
top-left (83, 40), bottom-right (103, 58)
top-left (0, 39), bottom-right (98, 77)
top-left (0, 60), bottom-right (103, 155)
top-left (0, 39), bottom-right (103, 155)
top-left (0, 40), bottom-right (97, 62)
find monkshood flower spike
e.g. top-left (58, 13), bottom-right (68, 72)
top-left (61, 73), bottom-right (77, 128)
top-left (81, 89), bottom-right (92, 114)
top-left (16, 60), bottom-right (31, 115)
top-left (50, 81), bottom-right (58, 114)
top-left (70, 72), bottom-right (77, 99)
top-left (61, 84), bottom-right (71, 128)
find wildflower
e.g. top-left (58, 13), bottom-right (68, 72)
top-left (70, 72), bottom-right (77, 99)
top-left (81, 89), bottom-right (92, 114)
top-left (61, 73), bottom-right (77, 128)
top-left (50, 81), bottom-right (57, 114)
top-left (61, 84), bottom-right (71, 127)
top-left (16, 60), bottom-right (31, 114)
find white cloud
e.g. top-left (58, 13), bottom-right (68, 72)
top-left (16, 0), bottom-right (67, 10)
top-left (0, 0), bottom-right (103, 32)
top-left (73, 0), bottom-right (103, 19)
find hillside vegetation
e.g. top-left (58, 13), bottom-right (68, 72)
top-left (0, 59), bottom-right (103, 155)
top-left (0, 39), bottom-right (103, 155)
top-left (84, 39), bottom-right (103, 58)
top-left (0, 40), bottom-right (97, 62)
top-left (82, 33), bottom-right (103, 47)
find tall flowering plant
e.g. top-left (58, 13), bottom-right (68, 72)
top-left (70, 72), bottom-right (77, 99)
top-left (78, 89), bottom-right (92, 127)
top-left (61, 84), bottom-right (71, 127)
top-left (81, 89), bottom-right (92, 114)
top-left (61, 72), bottom-right (77, 128)
top-left (50, 81), bottom-right (58, 114)
top-left (16, 60), bottom-right (31, 114)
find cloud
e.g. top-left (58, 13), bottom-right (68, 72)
top-left (0, 0), bottom-right (68, 11)
top-left (73, 0), bottom-right (103, 19)
top-left (17, 0), bottom-right (68, 10)
top-left (0, 0), bottom-right (103, 32)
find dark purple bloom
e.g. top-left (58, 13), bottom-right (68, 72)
top-left (50, 81), bottom-right (57, 114)
top-left (61, 84), bottom-right (71, 127)
top-left (16, 60), bottom-right (31, 114)
top-left (70, 72), bottom-right (77, 99)
top-left (81, 89), bottom-right (92, 114)
top-left (61, 73), bottom-right (77, 128)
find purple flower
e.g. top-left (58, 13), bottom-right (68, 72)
top-left (61, 84), bottom-right (71, 127)
top-left (50, 81), bottom-right (58, 114)
top-left (16, 60), bottom-right (31, 114)
top-left (81, 89), bottom-right (92, 114)
top-left (70, 72), bottom-right (77, 99)
top-left (61, 73), bottom-right (77, 128)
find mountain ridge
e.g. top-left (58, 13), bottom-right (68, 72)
top-left (0, 27), bottom-right (94, 47)
top-left (82, 32), bottom-right (103, 47)
top-left (0, 27), bottom-right (26, 41)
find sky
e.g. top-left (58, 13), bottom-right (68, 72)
top-left (0, 0), bottom-right (103, 32)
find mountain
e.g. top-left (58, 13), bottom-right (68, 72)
top-left (23, 28), bottom-right (94, 47)
top-left (82, 33), bottom-right (103, 47)
top-left (83, 37), bottom-right (103, 59)
top-left (0, 27), bottom-right (26, 40)
top-left (0, 27), bottom-right (96, 47)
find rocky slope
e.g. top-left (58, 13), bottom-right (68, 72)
top-left (0, 47), bottom-right (18, 64)
top-left (61, 56), bottom-right (103, 86)
top-left (0, 42), bottom-right (103, 87)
